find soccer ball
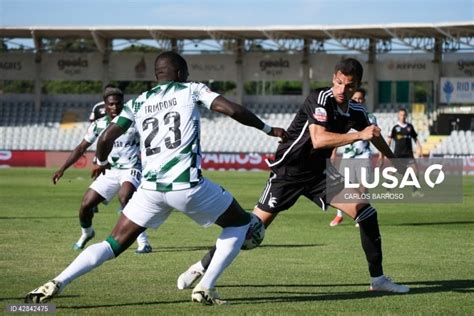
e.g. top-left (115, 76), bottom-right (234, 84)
top-left (241, 213), bottom-right (265, 250)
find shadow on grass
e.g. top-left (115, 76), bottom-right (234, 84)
top-left (391, 221), bottom-right (474, 226)
top-left (222, 279), bottom-right (474, 305)
top-left (60, 299), bottom-right (189, 310)
top-left (151, 243), bottom-right (324, 253)
top-left (260, 244), bottom-right (324, 249)
top-left (0, 216), bottom-right (76, 220)
top-left (0, 294), bottom-right (80, 302)
top-left (29, 279), bottom-right (471, 309)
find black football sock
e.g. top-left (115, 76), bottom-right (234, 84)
top-left (356, 205), bottom-right (383, 277)
top-left (200, 246), bottom-right (217, 270)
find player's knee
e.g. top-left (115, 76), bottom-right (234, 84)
top-left (355, 204), bottom-right (377, 223)
top-left (105, 235), bottom-right (126, 257)
top-left (118, 192), bottom-right (132, 208)
top-left (118, 196), bottom-right (127, 208)
top-left (80, 198), bottom-right (96, 214)
top-left (215, 200), bottom-right (251, 228)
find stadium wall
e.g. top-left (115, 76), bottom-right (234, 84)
top-left (2, 52), bottom-right (473, 82)
top-left (2, 150), bottom-right (474, 175)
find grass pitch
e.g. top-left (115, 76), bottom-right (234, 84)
top-left (0, 168), bottom-right (473, 315)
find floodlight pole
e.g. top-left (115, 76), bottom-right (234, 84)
top-left (302, 39), bottom-right (310, 98)
top-left (235, 39), bottom-right (244, 105)
top-left (32, 30), bottom-right (42, 112)
top-left (366, 38), bottom-right (377, 113)
top-left (433, 37), bottom-right (443, 118)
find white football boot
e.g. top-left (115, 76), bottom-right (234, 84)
top-left (191, 284), bottom-right (227, 305)
top-left (25, 280), bottom-right (63, 303)
top-left (73, 229), bottom-right (95, 250)
top-left (177, 261), bottom-right (205, 290)
top-left (369, 276), bottom-right (410, 293)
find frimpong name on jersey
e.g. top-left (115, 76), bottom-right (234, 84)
top-left (114, 81), bottom-right (220, 192)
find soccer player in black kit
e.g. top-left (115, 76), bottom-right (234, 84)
top-left (178, 58), bottom-right (410, 293)
top-left (387, 107), bottom-right (424, 197)
top-left (388, 108), bottom-right (422, 161)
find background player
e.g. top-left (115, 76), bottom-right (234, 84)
top-left (177, 58), bottom-right (410, 294)
top-left (330, 88), bottom-right (377, 227)
top-left (88, 83), bottom-right (114, 213)
top-left (51, 87), bottom-right (152, 253)
top-left (386, 107), bottom-right (423, 197)
top-left (25, 51), bottom-right (287, 305)
top-left (88, 99), bottom-right (106, 122)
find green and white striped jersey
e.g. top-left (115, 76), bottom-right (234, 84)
top-left (113, 81), bottom-right (220, 192)
top-left (342, 112), bottom-right (377, 158)
top-left (84, 115), bottom-right (140, 169)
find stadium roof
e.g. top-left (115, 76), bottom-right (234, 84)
top-left (1, 22), bottom-right (473, 40)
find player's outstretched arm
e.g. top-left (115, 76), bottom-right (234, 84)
top-left (371, 135), bottom-right (395, 159)
top-left (309, 124), bottom-right (379, 149)
top-left (415, 139), bottom-right (423, 157)
top-left (93, 123), bottom-right (126, 179)
top-left (52, 140), bottom-right (91, 184)
top-left (210, 96), bottom-right (288, 142)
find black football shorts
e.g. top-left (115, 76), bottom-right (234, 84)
top-left (256, 166), bottom-right (345, 213)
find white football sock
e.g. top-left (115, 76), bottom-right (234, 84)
top-left (336, 209), bottom-right (344, 217)
top-left (55, 241), bottom-right (115, 286)
top-left (136, 231), bottom-right (149, 247)
top-left (81, 226), bottom-right (94, 236)
top-left (198, 224), bottom-right (249, 289)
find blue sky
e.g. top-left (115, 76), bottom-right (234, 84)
top-left (0, 0), bottom-right (473, 27)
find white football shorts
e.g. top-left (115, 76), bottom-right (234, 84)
top-left (89, 168), bottom-right (141, 202)
top-left (122, 178), bottom-right (233, 229)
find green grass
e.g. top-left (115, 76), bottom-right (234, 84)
top-left (0, 168), bottom-right (473, 315)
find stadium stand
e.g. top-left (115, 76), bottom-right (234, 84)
top-left (0, 100), bottom-right (90, 151)
top-left (0, 99), bottom-right (297, 153)
top-left (1, 99), bottom-right (473, 156)
top-left (430, 130), bottom-right (474, 156)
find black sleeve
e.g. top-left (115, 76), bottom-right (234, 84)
top-left (410, 124), bottom-right (418, 141)
top-left (303, 90), bottom-right (329, 128)
top-left (390, 126), bottom-right (396, 139)
top-left (352, 108), bottom-right (371, 131)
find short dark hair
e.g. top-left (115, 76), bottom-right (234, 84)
top-left (155, 51), bottom-right (189, 76)
top-left (398, 107), bottom-right (408, 114)
top-left (355, 87), bottom-right (366, 97)
top-left (334, 58), bottom-right (363, 82)
top-left (103, 87), bottom-right (123, 101)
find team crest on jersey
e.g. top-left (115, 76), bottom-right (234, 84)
top-left (313, 107), bottom-right (327, 122)
top-left (396, 126), bottom-right (401, 132)
top-left (268, 193), bottom-right (278, 208)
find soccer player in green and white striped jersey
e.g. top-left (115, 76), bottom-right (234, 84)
top-left (50, 87), bottom-right (151, 253)
top-left (25, 51), bottom-right (287, 306)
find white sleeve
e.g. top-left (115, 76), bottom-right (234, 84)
top-left (193, 83), bottom-right (220, 109)
top-left (368, 112), bottom-right (377, 125)
top-left (112, 100), bottom-right (135, 131)
top-left (83, 121), bottom-right (98, 144)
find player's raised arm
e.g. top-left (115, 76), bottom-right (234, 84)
top-left (371, 135), bottom-right (395, 159)
top-left (309, 124), bottom-right (377, 149)
top-left (52, 140), bottom-right (92, 184)
top-left (93, 123), bottom-right (126, 179)
top-left (210, 96), bottom-right (288, 142)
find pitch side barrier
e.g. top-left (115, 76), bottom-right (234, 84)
top-left (2, 151), bottom-right (474, 176)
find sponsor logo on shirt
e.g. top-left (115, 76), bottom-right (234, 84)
top-left (313, 107), bottom-right (327, 122)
